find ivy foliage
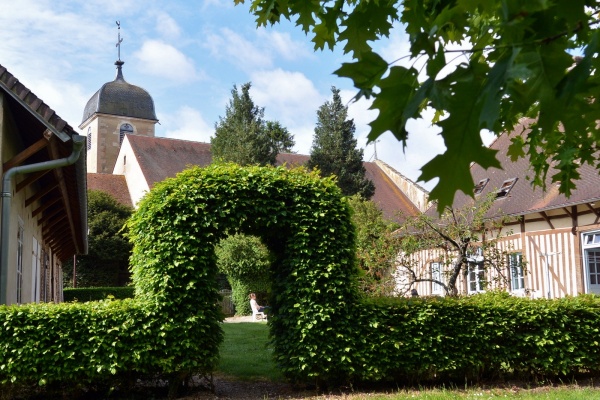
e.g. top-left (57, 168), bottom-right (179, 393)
top-left (215, 233), bottom-right (272, 315)
top-left (236, 0), bottom-right (600, 212)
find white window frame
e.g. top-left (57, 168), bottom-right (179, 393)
top-left (431, 262), bottom-right (444, 295)
top-left (31, 237), bottom-right (40, 303)
top-left (16, 218), bottom-right (24, 304)
top-left (582, 230), bottom-right (600, 294)
top-left (467, 262), bottom-right (486, 294)
top-left (508, 252), bottom-right (525, 292)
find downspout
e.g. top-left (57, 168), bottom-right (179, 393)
top-left (0, 135), bottom-right (85, 304)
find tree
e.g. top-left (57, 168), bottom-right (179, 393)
top-left (307, 87), bottom-right (375, 198)
top-left (64, 190), bottom-right (133, 287)
top-left (211, 82), bottom-right (295, 166)
top-left (236, 0), bottom-right (600, 212)
top-left (395, 194), bottom-right (524, 296)
top-left (214, 233), bottom-right (271, 315)
top-left (348, 195), bottom-right (401, 296)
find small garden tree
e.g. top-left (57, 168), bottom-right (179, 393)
top-left (348, 195), bottom-right (401, 296)
top-left (215, 233), bottom-right (271, 315)
top-left (395, 194), bottom-right (525, 296)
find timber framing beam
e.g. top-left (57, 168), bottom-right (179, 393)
top-left (32, 197), bottom-right (61, 218)
top-left (16, 169), bottom-right (51, 193)
top-left (2, 136), bottom-right (49, 172)
top-left (539, 211), bottom-right (555, 230)
top-left (25, 184), bottom-right (58, 207)
top-left (586, 203), bottom-right (600, 224)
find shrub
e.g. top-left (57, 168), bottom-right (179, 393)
top-left (63, 287), bottom-right (134, 302)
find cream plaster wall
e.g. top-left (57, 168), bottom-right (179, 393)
top-left (113, 135), bottom-right (150, 207)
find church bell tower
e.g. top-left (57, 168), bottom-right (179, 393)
top-left (79, 22), bottom-right (158, 173)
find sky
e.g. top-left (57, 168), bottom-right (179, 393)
top-left (0, 0), bottom-right (459, 191)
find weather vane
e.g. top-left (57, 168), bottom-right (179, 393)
top-left (116, 21), bottom-right (123, 61)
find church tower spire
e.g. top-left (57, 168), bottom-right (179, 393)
top-left (115, 21), bottom-right (125, 81)
top-left (80, 22), bottom-right (158, 174)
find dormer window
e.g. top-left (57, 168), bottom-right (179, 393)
top-left (119, 123), bottom-right (133, 144)
top-left (496, 178), bottom-right (518, 199)
top-left (474, 178), bottom-right (489, 195)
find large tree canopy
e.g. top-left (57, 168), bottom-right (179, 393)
top-left (211, 82), bottom-right (295, 166)
top-left (236, 0), bottom-right (600, 212)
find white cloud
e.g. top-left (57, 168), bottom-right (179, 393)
top-left (155, 12), bottom-right (182, 39)
top-left (204, 28), bottom-right (272, 70)
top-left (256, 29), bottom-right (314, 62)
top-left (133, 40), bottom-right (200, 83)
top-left (251, 69), bottom-right (324, 122)
top-left (161, 106), bottom-right (213, 142)
top-left (378, 27), bottom-right (413, 68)
top-left (250, 69), bottom-right (326, 154)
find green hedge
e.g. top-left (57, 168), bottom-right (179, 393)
top-left (126, 164), bottom-right (359, 384)
top-left (2, 163), bottom-right (600, 394)
top-left (345, 292), bottom-right (600, 382)
top-left (63, 287), bottom-right (134, 302)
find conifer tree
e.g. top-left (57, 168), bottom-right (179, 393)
top-left (307, 87), bottom-right (374, 199)
top-left (211, 82), bottom-right (294, 166)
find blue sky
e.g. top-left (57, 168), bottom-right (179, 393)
top-left (0, 0), bottom-right (455, 190)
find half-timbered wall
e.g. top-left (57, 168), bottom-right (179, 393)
top-left (396, 202), bottom-right (600, 299)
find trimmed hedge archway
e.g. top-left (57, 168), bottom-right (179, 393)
top-left (127, 163), bottom-right (360, 382)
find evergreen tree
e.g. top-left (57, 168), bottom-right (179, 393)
top-left (307, 87), bottom-right (374, 199)
top-left (211, 82), bottom-right (294, 166)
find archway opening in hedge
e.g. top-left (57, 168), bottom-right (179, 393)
top-left (127, 163), bottom-right (360, 381)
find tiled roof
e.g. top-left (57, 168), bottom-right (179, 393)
top-left (123, 134), bottom-right (419, 221)
top-left (0, 63), bottom-right (87, 260)
top-left (446, 121), bottom-right (600, 218)
top-left (87, 174), bottom-right (132, 208)
top-left (126, 135), bottom-right (212, 186)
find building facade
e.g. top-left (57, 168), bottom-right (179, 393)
top-left (402, 123), bottom-right (600, 299)
top-left (0, 64), bottom-right (87, 305)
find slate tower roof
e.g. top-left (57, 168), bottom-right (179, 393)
top-left (81, 61), bottom-right (157, 124)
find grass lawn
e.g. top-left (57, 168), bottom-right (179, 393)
top-left (218, 321), bottom-right (284, 381)
top-left (217, 322), bottom-right (600, 399)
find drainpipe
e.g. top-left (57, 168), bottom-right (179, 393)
top-left (0, 135), bottom-right (85, 305)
